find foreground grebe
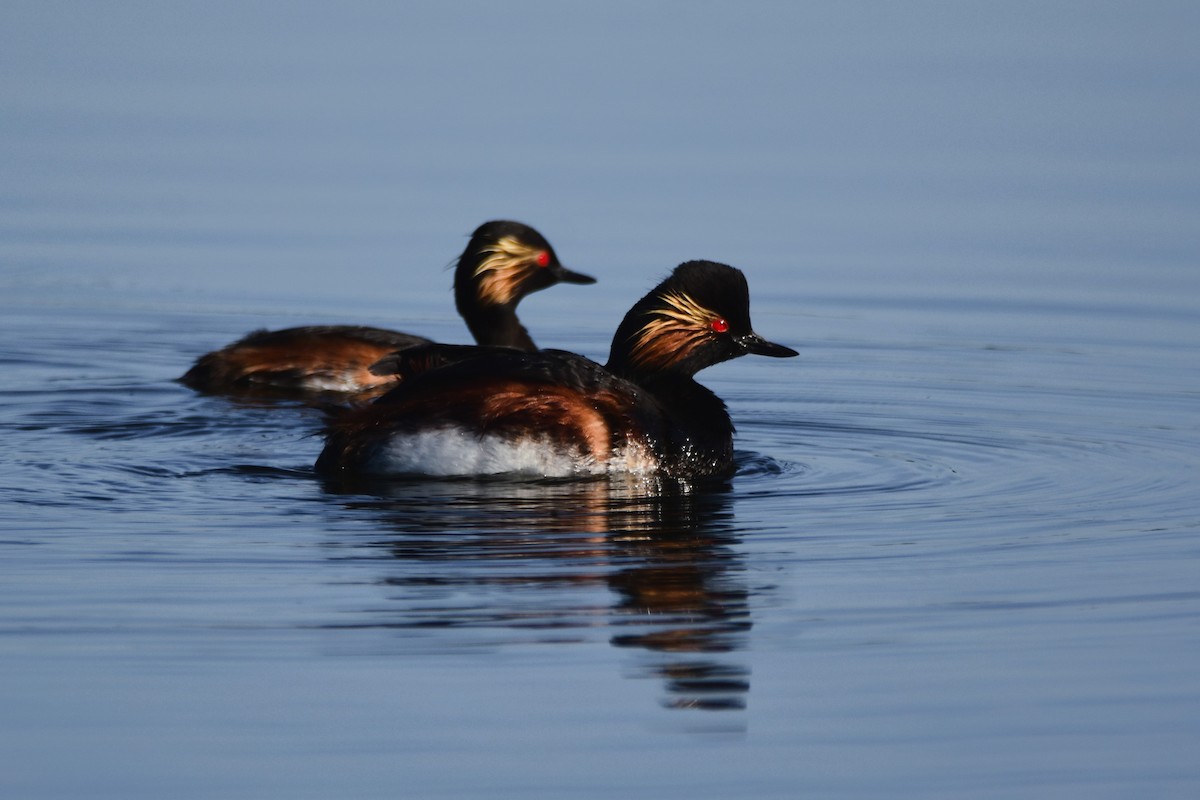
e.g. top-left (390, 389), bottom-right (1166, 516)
top-left (179, 220), bottom-right (595, 396)
top-left (316, 260), bottom-right (797, 480)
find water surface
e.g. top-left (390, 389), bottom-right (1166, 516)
top-left (2, 3), bottom-right (1199, 798)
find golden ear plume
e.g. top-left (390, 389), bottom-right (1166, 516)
top-left (628, 291), bottom-right (719, 370)
top-left (473, 236), bottom-right (542, 306)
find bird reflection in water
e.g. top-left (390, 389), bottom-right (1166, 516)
top-left (322, 472), bottom-right (752, 714)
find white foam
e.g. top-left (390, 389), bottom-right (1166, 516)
top-left (361, 427), bottom-right (658, 478)
top-left (302, 376), bottom-right (361, 392)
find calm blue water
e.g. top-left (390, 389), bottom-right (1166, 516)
top-left (3, 3), bottom-right (1199, 798)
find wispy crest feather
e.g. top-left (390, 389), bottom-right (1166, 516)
top-left (628, 290), bottom-right (719, 370)
top-left (472, 235), bottom-right (542, 306)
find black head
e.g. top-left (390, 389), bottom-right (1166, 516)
top-left (607, 260), bottom-right (798, 378)
top-left (454, 220), bottom-right (595, 312)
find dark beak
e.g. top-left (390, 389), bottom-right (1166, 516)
top-left (735, 332), bottom-right (799, 358)
top-left (553, 264), bottom-right (597, 285)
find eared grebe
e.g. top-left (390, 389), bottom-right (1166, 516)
top-left (316, 260), bottom-right (797, 480)
top-left (179, 220), bottom-right (595, 396)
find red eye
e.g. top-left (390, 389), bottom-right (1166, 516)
top-left (535, 251), bottom-right (551, 267)
top-left (710, 318), bottom-right (730, 333)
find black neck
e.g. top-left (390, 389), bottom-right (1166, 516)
top-left (614, 370), bottom-right (736, 478)
top-left (461, 306), bottom-right (537, 350)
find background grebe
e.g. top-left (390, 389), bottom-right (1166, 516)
top-left (180, 220), bottom-right (595, 397)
